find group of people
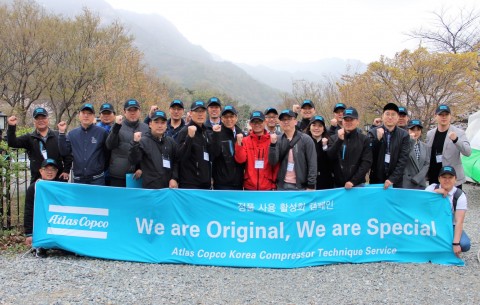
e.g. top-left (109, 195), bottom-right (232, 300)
top-left (5, 97), bottom-right (472, 257)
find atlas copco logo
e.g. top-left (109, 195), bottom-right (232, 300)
top-left (47, 205), bottom-right (109, 239)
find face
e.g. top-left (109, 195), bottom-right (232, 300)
top-left (279, 115), bottom-right (297, 133)
top-left (343, 117), bottom-right (359, 132)
top-left (208, 105), bottom-right (221, 119)
top-left (79, 110), bottom-right (94, 126)
top-left (34, 115), bottom-right (49, 131)
top-left (249, 119), bottom-right (265, 135)
top-left (398, 114), bottom-right (409, 127)
top-left (221, 113), bottom-right (238, 129)
top-left (149, 118), bottom-right (167, 137)
top-left (382, 110), bottom-right (399, 128)
top-left (100, 111), bottom-right (115, 125)
top-left (124, 107), bottom-right (141, 122)
top-left (265, 113), bottom-right (278, 129)
top-left (435, 112), bottom-right (451, 127)
top-left (301, 106), bottom-right (315, 119)
top-left (409, 126), bottom-right (422, 140)
top-left (39, 165), bottom-right (58, 180)
top-left (169, 105), bottom-right (184, 120)
top-left (439, 174), bottom-right (456, 191)
top-left (334, 109), bottom-right (344, 122)
top-left (190, 108), bottom-right (207, 125)
top-left (309, 122), bottom-right (325, 138)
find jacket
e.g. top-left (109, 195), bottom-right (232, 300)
top-left (311, 137), bottom-right (334, 189)
top-left (368, 125), bottom-right (410, 187)
top-left (106, 119), bottom-right (150, 179)
top-left (269, 131), bottom-right (317, 189)
top-left (129, 132), bottom-right (179, 189)
top-left (211, 125), bottom-right (245, 189)
top-left (23, 181), bottom-right (37, 235)
top-left (234, 130), bottom-right (278, 190)
top-left (7, 126), bottom-right (72, 182)
top-left (426, 125), bottom-right (471, 185)
top-left (327, 129), bottom-right (372, 187)
top-left (176, 122), bottom-right (214, 189)
top-left (402, 139), bottom-right (430, 189)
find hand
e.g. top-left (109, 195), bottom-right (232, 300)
top-left (409, 132), bottom-right (415, 139)
top-left (376, 128), bottom-right (384, 141)
top-left (373, 118), bottom-right (382, 126)
top-left (270, 133), bottom-right (277, 144)
top-left (188, 125), bottom-right (197, 138)
top-left (344, 181), bottom-right (354, 189)
top-left (115, 115), bottom-right (123, 125)
top-left (7, 116), bottom-right (17, 126)
top-left (133, 131), bottom-right (142, 142)
top-left (25, 236), bottom-right (32, 246)
top-left (383, 179), bottom-right (393, 190)
top-left (330, 118), bottom-right (338, 127)
top-left (453, 244), bottom-right (461, 258)
top-left (321, 138), bottom-right (328, 146)
top-left (133, 169), bottom-right (142, 179)
top-left (306, 188), bottom-right (315, 191)
top-left (292, 104), bottom-right (301, 113)
top-left (337, 128), bottom-right (345, 140)
top-left (236, 134), bottom-right (243, 145)
top-left (434, 187), bottom-right (449, 198)
top-left (58, 172), bottom-right (69, 181)
top-left (212, 124), bottom-right (221, 132)
top-left (57, 121), bottom-right (67, 133)
top-left (448, 131), bottom-right (457, 141)
top-left (149, 105), bottom-right (158, 117)
top-left (169, 179), bottom-right (178, 188)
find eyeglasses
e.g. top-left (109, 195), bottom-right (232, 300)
top-left (280, 117), bottom-right (294, 122)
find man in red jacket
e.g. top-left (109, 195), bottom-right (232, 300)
top-left (234, 111), bottom-right (278, 190)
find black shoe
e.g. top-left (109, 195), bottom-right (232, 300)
top-left (34, 248), bottom-right (48, 258)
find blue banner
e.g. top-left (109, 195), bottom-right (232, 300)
top-left (33, 181), bottom-right (463, 267)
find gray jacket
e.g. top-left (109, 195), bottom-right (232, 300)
top-left (426, 125), bottom-right (471, 185)
top-left (268, 131), bottom-right (317, 189)
top-left (403, 139), bottom-right (430, 189)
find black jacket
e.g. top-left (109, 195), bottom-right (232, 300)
top-left (311, 137), bottom-right (335, 189)
top-left (176, 122), bottom-right (214, 189)
top-left (368, 126), bottom-right (410, 187)
top-left (327, 129), bottom-right (372, 187)
top-left (211, 125), bottom-right (245, 189)
top-left (24, 181), bottom-right (36, 235)
top-left (129, 132), bottom-right (179, 189)
top-left (7, 126), bottom-right (72, 182)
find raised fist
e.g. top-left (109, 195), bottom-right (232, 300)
top-left (188, 125), bottom-right (197, 138)
top-left (149, 105), bottom-right (158, 117)
top-left (270, 133), bottom-right (277, 144)
top-left (236, 133), bottom-right (243, 145)
top-left (448, 131), bottom-right (457, 141)
top-left (133, 131), bottom-right (142, 142)
top-left (330, 118), bottom-right (338, 127)
top-left (7, 116), bottom-right (17, 126)
top-left (376, 128), bottom-right (384, 141)
top-left (57, 121), bottom-right (67, 133)
top-left (212, 124), bottom-right (221, 132)
top-left (372, 118), bottom-right (382, 126)
top-left (409, 132), bottom-right (416, 139)
top-left (292, 104), bottom-right (301, 113)
top-left (337, 128), bottom-right (345, 140)
top-left (321, 137), bottom-right (328, 146)
top-left (115, 115), bottom-right (123, 125)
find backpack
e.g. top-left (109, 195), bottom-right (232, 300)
top-left (434, 184), bottom-right (463, 211)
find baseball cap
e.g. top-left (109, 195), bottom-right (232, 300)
top-left (124, 99), bottom-right (140, 110)
top-left (343, 107), bottom-right (359, 119)
top-left (41, 158), bottom-right (58, 169)
top-left (383, 103), bottom-right (399, 113)
top-left (436, 104), bottom-right (451, 114)
top-left (221, 105), bottom-right (238, 116)
top-left (407, 119), bottom-right (423, 129)
top-left (398, 106), bottom-right (408, 115)
top-left (333, 103), bottom-right (347, 112)
top-left (99, 103), bottom-right (115, 114)
top-left (80, 103), bottom-right (95, 113)
top-left (250, 111), bottom-right (265, 122)
top-left (279, 109), bottom-right (297, 120)
top-left (439, 166), bottom-right (456, 177)
top-left (169, 99), bottom-right (184, 108)
top-left (310, 115), bottom-right (326, 126)
top-left (301, 100), bottom-right (315, 109)
top-left (33, 107), bottom-right (48, 118)
top-left (264, 107), bottom-right (278, 115)
top-left (151, 110), bottom-right (167, 121)
top-left (191, 100), bottom-right (207, 111)
top-left (207, 97), bottom-right (222, 107)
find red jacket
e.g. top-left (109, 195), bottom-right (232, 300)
top-left (235, 130), bottom-right (278, 190)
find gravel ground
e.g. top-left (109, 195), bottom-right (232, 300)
top-left (1, 184), bottom-right (479, 305)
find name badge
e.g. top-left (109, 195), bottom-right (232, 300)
top-left (287, 162), bottom-right (294, 171)
top-left (203, 152), bottom-right (209, 161)
top-left (41, 149), bottom-right (48, 159)
top-left (384, 153), bottom-right (391, 163)
top-left (436, 154), bottom-right (443, 163)
top-left (162, 159), bottom-right (171, 168)
top-left (255, 159), bottom-right (264, 169)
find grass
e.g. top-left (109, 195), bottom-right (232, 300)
top-left (0, 229), bottom-right (29, 254)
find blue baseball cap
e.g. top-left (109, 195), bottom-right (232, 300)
top-left (439, 166), bottom-right (456, 177)
top-left (398, 106), bottom-right (408, 115)
top-left (80, 103), bottom-right (95, 113)
top-left (169, 99), bottom-right (184, 108)
top-left (301, 100), bottom-right (315, 109)
top-left (264, 107), bottom-right (278, 115)
top-left (151, 110), bottom-right (167, 121)
top-left (33, 107), bottom-right (48, 118)
top-left (221, 105), bottom-right (238, 116)
top-left (41, 158), bottom-right (58, 169)
top-left (207, 97), bottom-right (222, 107)
top-left (310, 115), bottom-right (326, 126)
top-left (100, 103), bottom-right (115, 114)
top-left (250, 111), bottom-right (265, 122)
top-left (191, 100), bottom-right (207, 111)
top-left (408, 119), bottom-right (423, 129)
top-left (124, 99), bottom-right (140, 110)
top-left (436, 104), bottom-right (451, 114)
top-left (279, 109), bottom-right (297, 120)
top-left (343, 107), bottom-right (359, 119)
top-left (333, 103), bottom-right (347, 112)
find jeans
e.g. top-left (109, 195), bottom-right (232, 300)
top-left (453, 226), bottom-right (471, 252)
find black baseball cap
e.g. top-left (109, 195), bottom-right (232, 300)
top-left (170, 99), bottom-right (184, 108)
top-left (33, 107), bottom-right (48, 118)
top-left (279, 109), bottom-right (297, 120)
top-left (221, 105), bottom-right (237, 116)
top-left (264, 107), bottom-right (278, 115)
top-left (250, 111), bottom-right (265, 122)
top-left (80, 103), bottom-right (95, 113)
top-left (191, 100), bottom-right (207, 111)
top-left (383, 103), bottom-right (399, 113)
top-left (343, 107), bottom-right (359, 119)
top-left (124, 99), bottom-right (140, 110)
top-left (151, 110), bottom-right (167, 121)
top-left (310, 115), bottom-right (326, 126)
top-left (41, 158), bottom-right (58, 169)
top-left (398, 106), bottom-right (408, 115)
top-left (207, 97), bottom-right (222, 107)
top-left (100, 103), bottom-right (115, 114)
top-left (439, 166), bottom-right (456, 177)
top-left (333, 103), bottom-right (347, 112)
top-left (408, 119), bottom-right (423, 129)
top-left (436, 104), bottom-right (451, 114)
top-left (301, 100), bottom-right (315, 109)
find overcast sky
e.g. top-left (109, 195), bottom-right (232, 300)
top-left (104, 0), bottom-right (478, 64)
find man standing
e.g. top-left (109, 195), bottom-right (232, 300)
top-left (328, 103), bottom-right (347, 136)
top-left (269, 110), bottom-right (317, 191)
top-left (96, 103), bottom-right (116, 132)
top-left (397, 106), bottom-right (409, 130)
top-left (426, 104), bottom-right (471, 187)
top-left (294, 100), bottom-right (316, 132)
top-left (204, 97), bottom-right (222, 131)
top-left (403, 119), bottom-right (430, 189)
top-left (211, 105), bottom-right (245, 190)
top-left (58, 103), bottom-right (108, 185)
top-left (129, 110), bottom-right (179, 189)
top-left (7, 107), bottom-right (71, 183)
top-left (176, 100), bottom-right (214, 189)
top-left (235, 111), bottom-right (278, 190)
top-left (327, 107), bottom-right (372, 189)
top-left (368, 103), bottom-right (410, 189)
top-left (264, 107), bottom-right (280, 135)
top-left (106, 99), bottom-right (150, 187)
top-left (166, 99), bottom-right (186, 141)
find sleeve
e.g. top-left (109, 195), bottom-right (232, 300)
top-left (305, 137), bottom-right (317, 189)
top-left (58, 133), bottom-right (71, 156)
top-left (7, 125), bottom-right (31, 150)
top-left (129, 140), bottom-right (143, 166)
top-left (388, 133), bottom-right (410, 184)
top-left (454, 129), bottom-right (471, 157)
top-left (171, 140), bottom-right (179, 182)
top-left (23, 184), bottom-right (35, 235)
top-left (210, 131), bottom-right (222, 159)
top-left (105, 123), bottom-right (122, 150)
top-left (350, 137), bottom-right (373, 186)
top-left (326, 137), bottom-right (343, 160)
top-left (177, 128), bottom-right (193, 162)
top-left (234, 139), bottom-right (247, 164)
top-left (268, 141), bottom-right (280, 166)
top-left (412, 143), bottom-right (430, 185)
